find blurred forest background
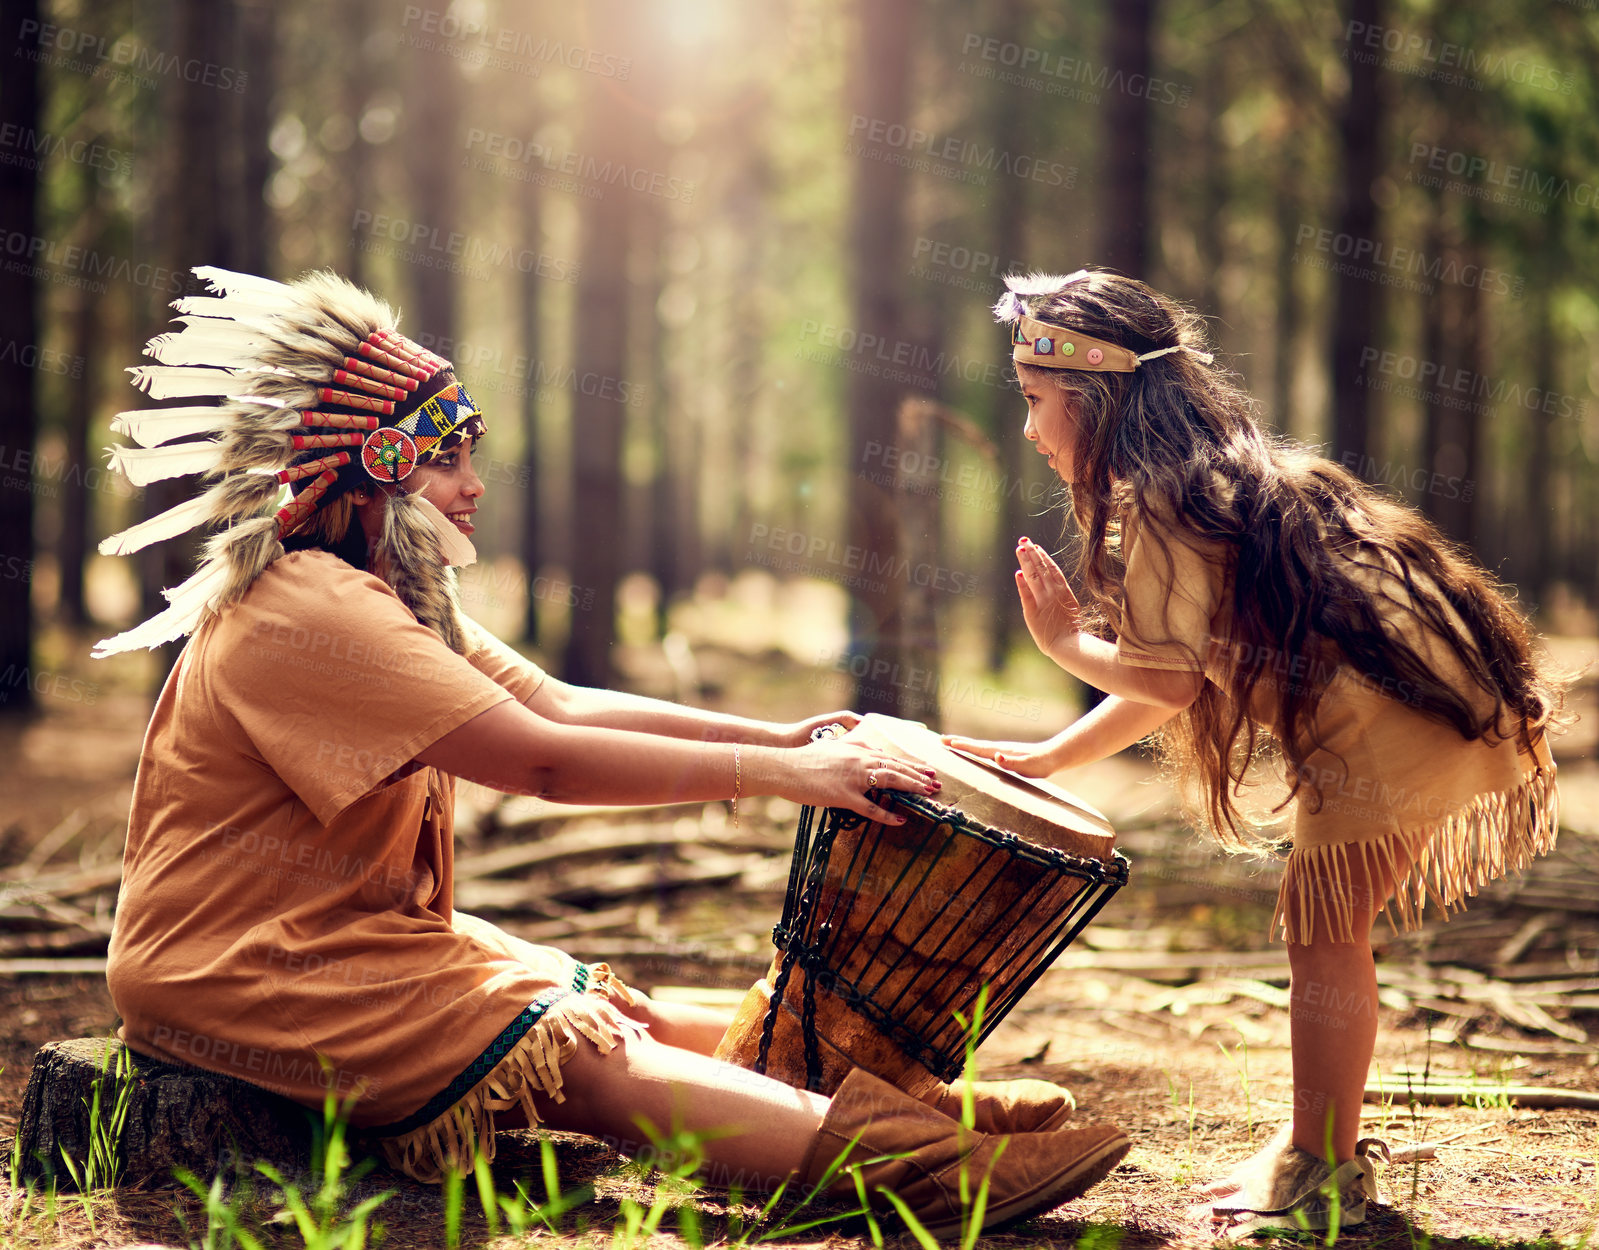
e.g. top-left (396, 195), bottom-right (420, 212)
top-left (1, 0), bottom-right (1596, 726)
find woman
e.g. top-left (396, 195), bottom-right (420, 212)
top-left (97, 267), bottom-right (1129, 1236)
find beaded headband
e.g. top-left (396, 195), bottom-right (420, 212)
top-left (1010, 313), bottom-right (1214, 372)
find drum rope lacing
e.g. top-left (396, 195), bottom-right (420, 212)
top-left (755, 788), bottom-right (1130, 1089)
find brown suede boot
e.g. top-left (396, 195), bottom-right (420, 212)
top-left (799, 1069), bottom-right (1128, 1239)
top-left (920, 1076), bottom-right (1075, 1133)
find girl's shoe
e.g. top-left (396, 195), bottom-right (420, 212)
top-left (1209, 1137), bottom-right (1388, 1234)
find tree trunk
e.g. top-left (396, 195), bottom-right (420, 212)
top-left (519, 171), bottom-right (544, 646)
top-left (57, 282), bottom-right (98, 627)
top-left (1330, 0), bottom-right (1385, 466)
top-left (143, 0), bottom-right (243, 671)
top-left (984, 0), bottom-right (1027, 674)
top-left (1524, 269), bottom-right (1557, 610)
top-left (1420, 242), bottom-right (1475, 547)
top-left (1099, 0), bottom-right (1155, 277)
top-left (17, 1038), bottom-right (312, 1188)
top-left (400, 28), bottom-right (462, 345)
top-left (0, 0), bottom-right (40, 712)
top-left (234, 0), bottom-right (276, 277)
top-left (561, 0), bottom-right (636, 688)
top-left (337, 0), bottom-right (378, 285)
top-left (845, 0), bottom-right (915, 716)
top-left (894, 398), bottom-right (942, 726)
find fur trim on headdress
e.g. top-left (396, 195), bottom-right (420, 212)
top-left (380, 491), bottom-right (468, 655)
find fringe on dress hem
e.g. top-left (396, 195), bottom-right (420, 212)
top-left (1272, 765), bottom-right (1559, 945)
top-left (374, 968), bottom-right (643, 1184)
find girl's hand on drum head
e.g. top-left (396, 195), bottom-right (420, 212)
top-left (771, 710), bottom-right (861, 747)
top-left (942, 734), bottom-right (1063, 779)
top-left (773, 741), bottom-right (938, 824)
top-left (1015, 536), bottom-right (1081, 657)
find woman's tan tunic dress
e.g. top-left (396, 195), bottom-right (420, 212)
top-left (1113, 516), bottom-right (1558, 944)
top-left (106, 551), bottom-right (640, 1182)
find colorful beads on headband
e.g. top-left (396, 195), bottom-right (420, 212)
top-left (362, 427), bottom-right (418, 483)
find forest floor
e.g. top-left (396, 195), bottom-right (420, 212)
top-left (2, 589), bottom-right (1597, 1250)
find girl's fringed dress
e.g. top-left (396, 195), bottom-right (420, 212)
top-left (1116, 513), bottom-right (1558, 945)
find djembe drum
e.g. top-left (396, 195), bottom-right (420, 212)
top-left (715, 714), bottom-right (1128, 1099)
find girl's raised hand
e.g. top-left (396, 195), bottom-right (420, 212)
top-left (942, 733), bottom-right (1064, 779)
top-left (771, 709), bottom-right (860, 747)
top-left (1015, 536), bottom-right (1081, 657)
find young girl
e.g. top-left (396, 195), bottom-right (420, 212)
top-left (946, 268), bottom-right (1562, 1228)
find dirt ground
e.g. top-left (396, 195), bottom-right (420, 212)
top-left (2, 620), bottom-right (1596, 1249)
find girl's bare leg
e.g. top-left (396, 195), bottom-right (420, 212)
top-left (510, 1028), bottom-right (827, 1189)
top-left (1198, 850), bottom-right (1387, 1201)
top-left (1286, 932), bottom-right (1378, 1161)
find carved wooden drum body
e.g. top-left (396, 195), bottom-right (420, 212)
top-left (714, 714), bottom-right (1128, 1098)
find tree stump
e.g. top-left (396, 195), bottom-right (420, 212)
top-left (16, 1038), bottom-right (313, 1189)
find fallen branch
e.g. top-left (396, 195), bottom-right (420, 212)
top-left (1365, 1083), bottom-right (1599, 1110)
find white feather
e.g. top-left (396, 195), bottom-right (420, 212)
top-left (107, 440), bottom-right (224, 486)
top-left (92, 559), bottom-right (229, 658)
top-left (110, 406), bottom-right (231, 447)
top-left (145, 326), bottom-right (271, 369)
top-left (193, 266), bottom-right (298, 305)
top-left (98, 493), bottom-right (215, 555)
top-left (169, 297), bottom-right (286, 327)
top-left (126, 365), bottom-right (241, 399)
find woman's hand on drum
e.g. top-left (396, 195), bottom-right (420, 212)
top-left (762, 741), bottom-right (937, 824)
top-left (768, 710), bottom-right (861, 748)
top-left (941, 733), bottom-right (1067, 780)
top-left (1015, 537), bottom-right (1082, 659)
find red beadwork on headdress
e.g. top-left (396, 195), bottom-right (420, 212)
top-left (276, 451), bottom-right (351, 484)
top-left (291, 431), bottom-right (367, 450)
top-left (331, 369), bottom-right (408, 402)
top-left (341, 356), bottom-right (419, 392)
top-left (318, 387), bottom-right (396, 415)
top-left (295, 411), bottom-right (380, 431)
top-left (274, 468), bottom-right (339, 537)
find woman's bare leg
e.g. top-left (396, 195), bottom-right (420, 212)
top-left (521, 1028), bottom-right (827, 1189)
top-left (607, 988), bottom-right (734, 1056)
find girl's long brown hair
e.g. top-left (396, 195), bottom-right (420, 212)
top-left (996, 269), bottom-right (1562, 844)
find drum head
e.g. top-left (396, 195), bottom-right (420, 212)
top-left (840, 713), bottom-right (1115, 858)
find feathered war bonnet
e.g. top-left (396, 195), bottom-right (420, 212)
top-left (93, 266), bottom-right (486, 658)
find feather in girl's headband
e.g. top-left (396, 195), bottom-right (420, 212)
top-left (1001, 269), bottom-right (1215, 372)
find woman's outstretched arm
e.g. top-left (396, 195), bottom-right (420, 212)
top-left (417, 699), bottom-right (932, 820)
top-left (524, 677), bottom-right (854, 748)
